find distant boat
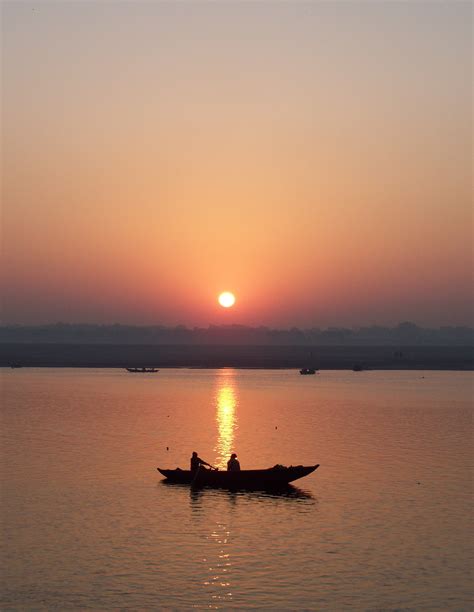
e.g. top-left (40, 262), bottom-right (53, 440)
top-left (126, 367), bottom-right (159, 373)
top-left (157, 464), bottom-right (319, 489)
top-left (352, 364), bottom-right (364, 372)
top-left (300, 368), bottom-right (317, 375)
top-left (10, 364), bottom-right (23, 369)
top-left (300, 349), bottom-right (318, 375)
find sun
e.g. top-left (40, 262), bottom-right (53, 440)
top-left (218, 291), bottom-right (236, 308)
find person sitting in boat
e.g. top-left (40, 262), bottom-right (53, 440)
top-left (227, 453), bottom-right (241, 472)
top-left (190, 451), bottom-right (213, 473)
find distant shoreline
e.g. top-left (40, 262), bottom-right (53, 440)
top-left (1, 343), bottom-right (472, 370)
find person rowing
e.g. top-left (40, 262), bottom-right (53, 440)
top-left (190, 451), bottom-right (216, 473)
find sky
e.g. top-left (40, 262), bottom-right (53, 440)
top-left (1, 1), bottom-right (472, 328)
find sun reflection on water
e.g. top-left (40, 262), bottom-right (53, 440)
top-left (214, 370), bottom-right (238, 470)
top-left (203, 521), bottom-right (233, 607)
top-left (194, 371), bottom-right (238, 607)
top-left (189, 488), bottom-right (236, 608)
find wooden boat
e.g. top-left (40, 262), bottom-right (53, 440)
top-left (300, 368), bottom-right (316, 375)
top-left (157, 464), bottom-right (319, 488)
top-left (126, 367), bottom-right (159, 373)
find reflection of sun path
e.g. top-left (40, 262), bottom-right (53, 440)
top-left (214, 372), bottom-right (238, 470)
top-left (203, 522), bottom-right (233, 605)
top-left (200, 371), bottom-right (238, 605)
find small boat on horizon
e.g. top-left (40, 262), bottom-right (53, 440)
top-left (126, 367), bottom-right (159, 373)
top-left (300, 368), bottom-right (317, 375)
top-left (157, 464), bottom-right (319, 489)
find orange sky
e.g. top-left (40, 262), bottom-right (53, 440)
top-left (2, 1), bottom-right (472, 327)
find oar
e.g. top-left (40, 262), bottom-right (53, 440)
top-left (191, 464), bottom-right (202, 486)
top-left (191, 463), bottom-right (218, 486)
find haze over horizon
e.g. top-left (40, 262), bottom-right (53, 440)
top-left (2, 1), bottom-right (472, 328)
top-left (1, 321), bottom-right (472, 349)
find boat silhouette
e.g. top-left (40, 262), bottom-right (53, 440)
top-left (157, 464), bottom-right (319, 489)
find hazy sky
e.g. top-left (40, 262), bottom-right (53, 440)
top-left (2, 1), bottom-right (472, 327)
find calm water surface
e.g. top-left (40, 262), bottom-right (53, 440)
top-left (1, 368), bottom-right (472, 609)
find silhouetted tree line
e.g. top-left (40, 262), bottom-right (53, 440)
top-left (0, 322), bottom-right (472, 346)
